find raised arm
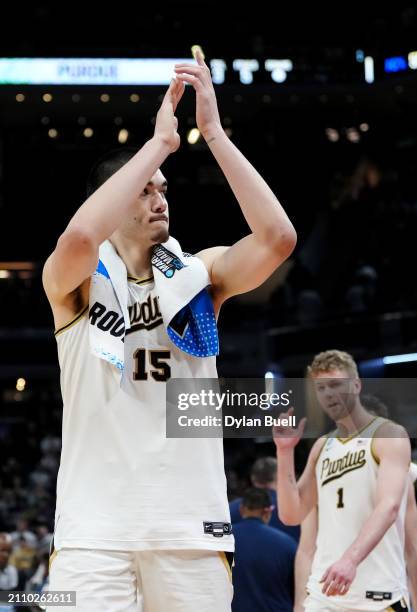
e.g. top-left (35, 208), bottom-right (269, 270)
top-left (320, 423), bottom-right (411, 597)
top-left (42, 79), bottom-right (184, 303)
top-left (272, 409), bottom-right (323, 525)
top-left (175, 50), bottom-right (296, 304)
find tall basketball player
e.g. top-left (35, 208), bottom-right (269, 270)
top-left (42, 49), bottom-right (296, 611)
top-left (273, 350), bottom-right (411, 612)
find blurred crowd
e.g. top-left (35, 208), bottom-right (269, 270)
top-left (269, 155), bottom-right (417, 326)
top-left (0, 420), bottom-right (59, 610)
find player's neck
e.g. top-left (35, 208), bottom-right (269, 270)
top-left (335, 405), bottom-right (375, 438)
top-left (110, 237), bottom-right (153, 279)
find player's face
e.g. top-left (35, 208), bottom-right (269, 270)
top-left (312, 368), bottom-right (360, 421)
top-left (120, 169), bottom-right (170, 245)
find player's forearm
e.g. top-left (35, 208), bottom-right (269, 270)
top-left (206, 127), bottom-right (296, 253)
top-left (276, 448), bottom-right (303, 525)
top-left (66, 136), bottom-right (171, 245)
top-left (407, 559), bottom-right (417, 611)
top-left (342, 498), bottom-right (400, 567)
top-left (405, 532), bottom-right (417, 610)
top-left (294, 548), bottom-right (314, 611)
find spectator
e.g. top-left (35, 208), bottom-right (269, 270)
top-left (34, 526), bottom-right (52, 556)
top-left (9, 535), bottom-right (37, 589)
top-left (0, 533), bottom-right (18, 611)
top-left (25, 550), bottom-right (50, 609)
top-left (229, 457), bottom-right (300, 541)
top-left (232, 488), bottom-right (296, 612)
top-left (10, 519), bottom-right (37, 548)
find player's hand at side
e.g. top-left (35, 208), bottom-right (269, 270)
top-left (320, 557), bottom-right (357, 597)
top-left (272, 407), bottom-right (306, 452)
top-left (174, 48), bottom-right (222, 141)
top-left (154, 78), bottom-right (185, 153)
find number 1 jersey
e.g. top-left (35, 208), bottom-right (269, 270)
top-left (307, 417), bottom-right (408, 610)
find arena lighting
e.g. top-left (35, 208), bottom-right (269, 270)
top-left (264, 59), bottom-right (293, 83)
top-left (356, 49), bottom-right (365, 62)
top-left (210, 59), bottom-right (227, 84)
top-left (0, 57), bottom-right (294, 85)
top-left (384, 56), bottom-right (408, 73)
top-left (364, 56), bottom-right (374, 83)
top-left (408, 51), bottom-right (417, 69)
top-left (232, 59), bottom-right (259, 84)
top-left (355, 51), bottom-right (375, 84)
top-left (12, 53), bottom-right (417, 85)
top-left (187, 128), bottom-right (201, 144)
top-left (0, 58), bottom-right (192, 85)
top-left (83, 127), bottom-right (93, 138)
top-left (100, 93), bottom-right (110, 102)
top-left (15, 93), bottom-right (24, 102)
top-left (346, 127), bottom-right (360, 143)
top-left (42, 93), bottom-right (52, 102)
top-left (16, 378), bottom-right (26, 392)
top-left (118, 128), bottom-right (129, 144)
top-left (48, 128), bottom-right (58, 138)
top-left (383, 353), bottom-right (417, 365)
top-left (130, 93), bottom-right (140, 102)
top-left (359, 122), bottom-right (369, 132)
top-left (325, 128), bottom-right (339, 142)
top-left (0, 262), bottom-right (35, 270)
top-left (265, 371), bottom-right (275, 379)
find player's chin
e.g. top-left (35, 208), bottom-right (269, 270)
top-left (150, 226), bottom-right (170, 245)
top-left (324, 406), bottom-right (346, 420)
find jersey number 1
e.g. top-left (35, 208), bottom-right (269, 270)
top-left (133, 349), bottom-right (171, 382)
top-left (336, 488), bottom-right (344, 508)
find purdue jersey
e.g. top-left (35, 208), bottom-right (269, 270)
top-left (307, 417), bottom-right (408, 610)
top-left (53, 276), bottom-right (233, 552)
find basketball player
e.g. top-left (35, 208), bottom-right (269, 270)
top-left (293, 395), bottom-right (417, 611)
top-left (273, 349), bottom-right (411, 611)
top-left (42, 48), bottom-right (296, 611)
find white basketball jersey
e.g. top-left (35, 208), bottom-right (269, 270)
top-left (53, 276), bottom-right (233, 552)
top-left (307, 417), bottom-right (409, 610)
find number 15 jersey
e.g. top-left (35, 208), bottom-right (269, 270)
top-left (53, 276), bottom-right (233, 552)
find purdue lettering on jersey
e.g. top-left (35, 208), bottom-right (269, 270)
top-left (320, 448), bottom-right (366, 486)
top-left (89, 302), bottom-right (125, 337)
top-left (127, 294), bottom-right (163, 334)
top-left (307, 417), bottom-right (409, 610)
top-left (89, 295), bottom-right (163, 338)
top-left (54, 278), bottom-right (233, 554)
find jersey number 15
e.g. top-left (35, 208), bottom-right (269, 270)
top-left (133, 348), bottom-right (171, 382)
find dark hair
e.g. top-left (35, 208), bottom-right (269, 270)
top-left (250, 457), bottom-right (277, 486)
top-left (241, 487), bottom-right (272, 510)
top-left (86, 147), bottom-right (139, 198)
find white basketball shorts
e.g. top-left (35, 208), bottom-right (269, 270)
top-left (46, 548), bottom-right (233, 612)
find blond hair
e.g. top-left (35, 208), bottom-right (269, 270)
top-left (308, 349), bottom-right (359, 378)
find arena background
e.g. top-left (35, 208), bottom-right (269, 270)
top-left (0, 1), bottom-right (416, 607)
